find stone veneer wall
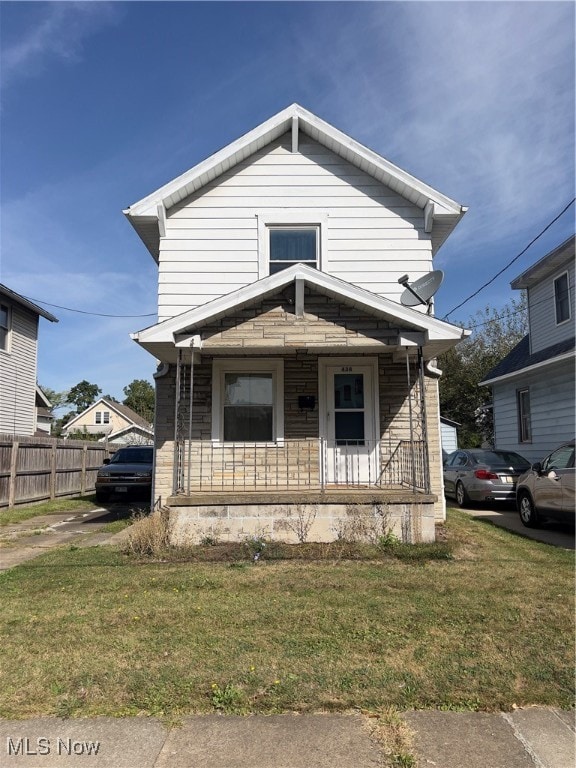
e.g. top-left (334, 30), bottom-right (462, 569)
top-left (169, 500), bottom-right (437, 546)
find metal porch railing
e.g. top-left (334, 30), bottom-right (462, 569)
top-left (176, 438), bottom-right (429, 495)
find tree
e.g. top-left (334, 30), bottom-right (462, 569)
top-left (438, 294), bottom-right (527, 448)
top-left (66, 380), bottom-right (102, 413)
top-left (123, 379), bottom-right (155, 423)
top-left (38, 386), bottom-right (69, 412)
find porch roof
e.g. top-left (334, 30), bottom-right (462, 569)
top-left (132, 265), bottom-right (470, 362)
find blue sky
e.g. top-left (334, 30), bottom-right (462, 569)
top-left (1, 1), bottom-right (574, 402)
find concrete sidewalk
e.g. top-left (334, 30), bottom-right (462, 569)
top-left (0, 708), bottom-right (573, 767)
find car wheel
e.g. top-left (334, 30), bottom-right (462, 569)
top-left (456, 481), bottom-right (470, 508)
top-left (518, 492), bottom-right (539, 528)
top-left (95, 491), bottom-right (109, 504)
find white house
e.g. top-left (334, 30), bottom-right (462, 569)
top-left (0, 285), bottom-right (58, 436)
top-left (62, 397), bottom-right (153, 445)
top-left (126, 104), bottom-right (470, 543)
top-left (481, 236), bottom-right (575, 463)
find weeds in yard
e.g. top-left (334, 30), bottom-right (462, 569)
top-left (210, 683), bottom-right (247, 713)
top-left (124, 508), bottom-right (169, 556)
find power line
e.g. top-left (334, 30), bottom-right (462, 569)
top-left (443, 199), bottom-right (575, 320)
top-left (21, 295), bottom-right (156, 318)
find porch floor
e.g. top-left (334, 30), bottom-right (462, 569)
top-left (167, 488), bottom-right (437, 506)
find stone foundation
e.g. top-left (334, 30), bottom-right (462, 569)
top-left (168, 497), bottom-right (436, 545)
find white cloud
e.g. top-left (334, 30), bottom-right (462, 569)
top-left (1, 2), bottom-right (121, 88)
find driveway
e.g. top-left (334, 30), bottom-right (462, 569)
top-left (0, 503), bottom-right (144, 571)
top-left (455, 503), bottom-right (575, 549)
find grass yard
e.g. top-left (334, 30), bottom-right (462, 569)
top-left (0, 507), bottom-right (573, 719)
top-left (0, 495), bottom-right (100, 526)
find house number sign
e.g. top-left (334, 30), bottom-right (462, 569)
top-left (340, 366), bottom-right (353, 372)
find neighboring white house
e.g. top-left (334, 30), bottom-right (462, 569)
top-left (480, 236), bottom-right (575, 463)
top-left (126, 104), bottom-right (470, 543)
top-left (35, 386), bottom-right (53, 435)
top-left (0, 285), bottom-right (58, 436)
top-left (62, 397), bottom-right (153, 444)
top-left (440, 416), bottom-right (459, 456)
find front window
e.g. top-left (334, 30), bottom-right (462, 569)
top-left (269, 227), bottom-right (318, 275)
top-left (517, 389), bottom-right (532, 443)
top-left (554, 272), bottom-right (571, 324)
top-left (0, 303), bottom-right (10, 351)
top-left (95, 411), bottom-right (110, 425)
top-left (224, 373), bottom-right (273, 441)
top-left (212, 360), bottom-right (284, 443)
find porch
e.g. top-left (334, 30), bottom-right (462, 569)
top-left (165, 438), bottom-right (437, 545)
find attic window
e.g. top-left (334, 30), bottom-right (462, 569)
top-left (269, 227), bottom-right (318, 275)
top-left (95, 411), bottom-right (110, 425)
top-left (554, 272), bottom-right (571, 324)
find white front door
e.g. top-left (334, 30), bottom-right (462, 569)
top-left (320, 359), bottom-right (379, 486)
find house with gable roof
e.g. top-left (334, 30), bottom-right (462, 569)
top-left (481, 236), bottom-right (575, 463)
top-left (0, 284), bottom-right (58, 436)
top-left (126, 104), bottom-right (470, 543)
top-left (62, 397), bottom-right (153, 445)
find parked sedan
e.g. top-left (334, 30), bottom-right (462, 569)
top-left (516, 440), bottom-right (575, 528)
top-left (443, 449), bottom-right (531, 507)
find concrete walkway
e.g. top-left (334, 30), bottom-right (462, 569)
top-left (0, 709), bottom-right (573, 767)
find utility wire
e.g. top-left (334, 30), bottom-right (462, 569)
top-left (443, 199), bottom-right (575, 320)
top-left (21, 295), bottom-right (156, 318)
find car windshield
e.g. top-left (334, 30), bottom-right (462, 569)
top-left (110, 449), bottom-right (153, 464)
top-left (471, 451), bottom-right (530, 468)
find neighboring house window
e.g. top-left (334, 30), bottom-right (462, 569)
top-left (212, 359), bottom-right (284, 442)
top-left (0, 303), bottom-right (10, 351)
top-left (269, 227), bottom-right (318, 275)
top-left (95, 411), bottom-right (110, 425)
top-left (554, 272), bottom-right (571, 324)
top-left (517, 389), bottom-right (532, 443)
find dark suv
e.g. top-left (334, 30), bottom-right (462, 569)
top-left (95, 446), bottom-right (154, 503)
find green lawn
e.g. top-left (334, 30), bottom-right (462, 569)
top-left (0, 508), bottom-right (573, 719)
top-left (0, 495), bottom-right (100, 526)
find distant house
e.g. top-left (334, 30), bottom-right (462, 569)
top-left (35, 386), bottom-right (53, 435)
top-left (0, 285), bottom-right (58, 436)
top-left (440, 416), bottom-right (459, 456)
top-left (125, 104), bottom-right (471, 544)
top-left (62, 397), bottom-right (153, 445)
top-left (480, 236), bottom-right (575, 463)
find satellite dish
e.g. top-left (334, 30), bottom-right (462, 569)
top-left (399, 270), bottom-right (444, 309)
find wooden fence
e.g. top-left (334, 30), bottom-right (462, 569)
top-left (0, 433), bottom-right (115, 508)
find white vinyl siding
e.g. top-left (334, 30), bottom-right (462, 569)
top-left (527, 259), bottom-right (575, 355)
top-left (158, 135), bottom-right (431, 321)
top-left (492, 361), bottom-right (575, 463)
top-left (0, 303), bottom-right (39, 435)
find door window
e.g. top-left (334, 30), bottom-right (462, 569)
top-left (333, 373), bottom-right (365, 445)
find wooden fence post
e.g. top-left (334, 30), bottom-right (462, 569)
top-left (81, 445), bottom-right (87, 495)
top-left (50, 442), bottom-right (57, 500)
top-left (8, 440), bottom-right (19, 508)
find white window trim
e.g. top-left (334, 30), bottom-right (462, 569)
top-left (256, 211), bottom-right (328, 279)
top-left (95, 411), bottom-right (110, 425)
top-left (0, 302), bottom-right (11, 354)
top-left (553, 270), bottom-right (571, 326)
top-left (517, 388), bottom-right (532, 444)
top-left (211, 358), bottom-right (284, 444)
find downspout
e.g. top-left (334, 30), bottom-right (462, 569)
top-left (152, 362), bottom-right (170, 508)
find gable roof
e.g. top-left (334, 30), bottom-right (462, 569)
top-left (0, 284), bottom-right (58, 323)
top-left (124, 104), bottom-right (467, 261)
top-left (132, 264), bottom-right (470, 361)
top-left (480, 334), bottom-right (576, 386)
top-left (63, 397), bottom-right (152, 432)
top-left (511, 236), bottom-right (575, 290)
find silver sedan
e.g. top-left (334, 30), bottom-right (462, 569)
top-left (443, 449), bottom-right (531, 507)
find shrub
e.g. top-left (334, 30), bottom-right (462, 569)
top-left (124, 508), bottom-right (170, 556)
